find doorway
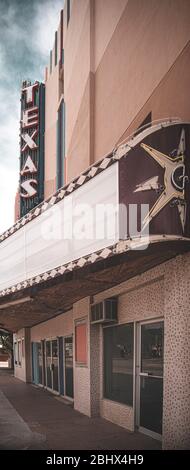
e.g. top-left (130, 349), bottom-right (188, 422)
top-left (136, 320), bottom-right (164, 440)
top-left (32, 342), bottom-right (43, 385)
top-left (45, 339), bottom-right (59, 393)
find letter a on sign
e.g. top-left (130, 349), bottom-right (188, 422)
top-left (20, 155), bottom-right (37, 176)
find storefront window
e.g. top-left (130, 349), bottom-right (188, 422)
top-left (104, 323), bottom-right (134, 406)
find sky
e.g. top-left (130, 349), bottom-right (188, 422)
top-left (0, 0), bottom-right (63, 234)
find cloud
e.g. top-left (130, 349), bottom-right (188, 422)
top-left (0, 164), bottom-right (19, 234)
top-left (0, 0), bottom-right (64, 234)
top-left (34, 0), bottom-right (64, 57)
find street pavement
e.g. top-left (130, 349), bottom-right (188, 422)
top-left (0, 369), bottom-right (161, 450)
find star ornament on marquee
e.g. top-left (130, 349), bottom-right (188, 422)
top-left (134, 129), bottom-right (188, 232)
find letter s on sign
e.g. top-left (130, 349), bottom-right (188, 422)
top-left (20, 179), bottom-right (37, 198)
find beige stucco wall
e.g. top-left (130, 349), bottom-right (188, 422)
top-left (14, 328), bottom-right (31, 383)
top-left (44, 0), bottom-right (190, 186)
top-left (44, 11), bottom-right (63, 199)
top-left (66, 74), bottom-right (94, 182)
top-left (94, 0), bottom-right (190, 161)
top-left (60, 0), bottom-right (190, 183)
top-left (117, 41), bottom-right (190, 143)
top-left (64, 0), bottom-right (94, 181)
top-left (30, 309), bottom-right (73, 341)
top-left (94, 0), bottom-right (128, 71)
top-left (44, 65), bottom-right (59, 198)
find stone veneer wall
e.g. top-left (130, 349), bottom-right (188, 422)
top-left (163, 255), bottom-right (190, 449)
top-left (100, 399), bottom-right (134, 431)
top-left (30, 309), bottom-right (73, 341)
top-left (73, 297), bottom-right (91, 416)
top-left (90, 322), bottom-right (101, 416)
top-left (91, 252), bottom-right (190, 449)
top-left (14, 327), bottom-right (31, 383)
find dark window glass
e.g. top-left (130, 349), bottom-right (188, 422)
top-left (50, 50), bottom-right (52, 74)
top-left (61, 48), bottom-right (64, 65)
top-left (37, 342), bottom-right (43, 385)
top-left (140, 376), bottom-right (163, 434)
top-left (52, 339), bottom-right (59, 392)
top-left (104, 323), bottom-right (134, 406)
top-left (14, 342), bottom-right (17, 364)
top-left (55, 31), bottom-right (57, 66)
top-left (65, 337), bottom-right (74, 398)
top-left (46, 341), bottom-right (52, 388)
top-left (67, 0), bottom-right (71, 25)
top-left (56, 100), bottom-right (65, 189)
top-left (18, 341), bottom-right (21, 365)
top-left (141, 322), bottom-right (164, 376)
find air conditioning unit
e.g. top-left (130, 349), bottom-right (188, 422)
top-left (91, 297), bottom-right (118, 324)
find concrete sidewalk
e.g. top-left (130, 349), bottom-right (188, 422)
top-left (0, 370), bottom-right (161, 450)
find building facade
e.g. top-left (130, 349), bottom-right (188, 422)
top-left (0, 0), bottom-right (190, 450)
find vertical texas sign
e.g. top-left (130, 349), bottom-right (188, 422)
top-left (20, 80), bottom-right (45, 217)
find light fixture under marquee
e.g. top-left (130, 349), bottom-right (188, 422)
top-left (0, 296), bottom-right (33, 310)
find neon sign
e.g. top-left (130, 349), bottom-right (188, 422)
top-left (19, 80), bottom-right (45, 216)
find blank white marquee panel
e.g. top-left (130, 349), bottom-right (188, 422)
top-left (0, 163), bottom-right (119, 291)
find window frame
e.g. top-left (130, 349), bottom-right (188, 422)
top-left (103, 322), bottom-right (134, 407)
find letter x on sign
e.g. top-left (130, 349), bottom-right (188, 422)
top-left (21, 130), bottom-right (38, 152)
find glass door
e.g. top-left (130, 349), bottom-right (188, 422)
top-left (32, 342), bottom-right (43, 385)
top-left (45, 339), bottom-right (59, 393)
top-left (45, 340), bottom-right (52, 389)
top-left (137, 320), bottom-right (164, 440)
top-left (38, 342), bottom-right (43, 385)
top-left (64, 337), bottom-right (74, 399)
top-left (52, 339), bottom-right (59, 392)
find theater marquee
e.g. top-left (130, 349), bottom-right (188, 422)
top-left (0, 121), bottom-right (189, 294)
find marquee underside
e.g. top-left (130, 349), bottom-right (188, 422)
top-left (0, 238), bottom-right (189, 332)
